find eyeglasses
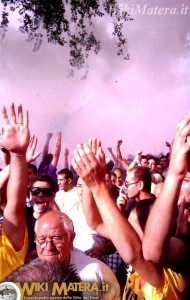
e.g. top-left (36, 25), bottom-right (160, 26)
top-left (30, 187), bottom-right (52, 197)
top-left (125, 181), bottom-right (139, 189)
top-left (35, 235), bottom-right (66, 249)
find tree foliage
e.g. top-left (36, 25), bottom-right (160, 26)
top-left (1, 0), bottom-right (132, 69)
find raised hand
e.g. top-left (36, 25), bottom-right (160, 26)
top-left (165, 141), bottom-right (171, 148)
top-left (0, 103), bottom-right (30, 154)
top-left (26, 135), bottom-right (42, 163)
top-left (64, 147), bottom-right (69, 156)
top-left (169, 112), bottom-right (190, 179)
top-left (72, 138), bottom-right (107, 190)
top-left (117, 139), bottom-right (123, 147)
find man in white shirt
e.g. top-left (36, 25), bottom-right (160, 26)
top-left (55, 168), bottom-right (78, 213)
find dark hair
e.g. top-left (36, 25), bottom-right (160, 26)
top-left (28, 163), bottom-right (38, 174)
top-left (113, 167), bottom-right (124, 176)
top-left (7, 259), bottom-right (82, 297)
top-left (32, 174), bottom-right (56, 192)
top-left (58, 168), bottom-right (73, 180)
top-left (107, 160), bottom-right (114, 171)
top-left (141, 155), bottom-right (148, 160)
top-left (130, 166), bottom-right (152, 192)
top-left (159, 155), bottom-right (168, 161)
top-left (148, 156), bottom-right (158, 164)
top-left (110, 172), bottom-right (117, 178)
top-left (43, 153), bottom-right (53, 165)
top-left (106, 170), bottom-right (111, 176)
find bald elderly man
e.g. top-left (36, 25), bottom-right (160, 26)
top-left (34, 210), bottom-right (120, 299)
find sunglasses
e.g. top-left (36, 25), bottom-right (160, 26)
top-left (31, 187), bottom-right (52, 197)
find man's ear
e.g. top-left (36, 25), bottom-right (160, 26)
top-left (68, 178), bottom-right (72, 185)
top-left (138, 180), bottom-right (144, 191)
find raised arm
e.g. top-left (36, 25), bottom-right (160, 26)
top-left (116, 140), bottom-right (129, 170)
top-left (143, 113), bottom-right (190, 263)
top-left (72, 138), bottom-right (164, 287)
top-left (42, 132), bottom-right (52, 159)
top-left (0, 103), bottom-right (30, 250)
top-left (63, 147), bottom-right (69, 169)
top-left (51, 131), bottom-right (62, 167)
top-left (107, 146), bottom-right (118, 168)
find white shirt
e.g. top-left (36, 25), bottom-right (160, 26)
top-left (70, 251), bottom-right (121, 299)
top-left (55, 187), bottom-right (78, 213)
top-left (67, 202), bottom-right (107, 253)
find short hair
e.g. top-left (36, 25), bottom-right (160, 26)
top-left (32, 174), bottom-right (56, 192)
top-left (35, 211), bottom-right (74, 240)
top-left (141, 155), bottom-right (148, 160)
top-left (148, 156), bottom-right (158, 164)
top-left (130, 166), bottom-right (152, 192)
top-left (7, 259), bottom-right (82, 297)
top-left (113, 167), bottom-right (124, 176)
top-left (28, 163), bottom-right (38, 174)
top-left (110, 172), bottom-right (117, 178)
top-left (58, 168), bottom-right (73, 180)
top-left (107, 160), bottom-right (114, 171)
top-left (159, 155), bottom-right (168, 161)
top-left (105, 170), bottom-right (111, 176)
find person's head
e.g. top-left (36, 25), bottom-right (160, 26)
top-left (155, 163), bottom-right (164, 175)
top-left (107, 160), bottom-right (114, 172)
top-left (148, 157), bottom-right (157, 174)
top-left (125, 166), bottom-right (152, 199)
top-left (113, 168), bottom-right (124, 187)
top-left (126, 154), bottom-right (134, 166)
top-left (7, 259), bottom-right (82, 297)
top-left (110, 172), bottom-right (117, 188)
top-left (57, 168), bottom-right (73, 192)
top-left (105, 171), bottom-right (111, 188)
top-left (128, 199), bottom-right (155, 240)
top-left (28, 163), bottom-right (38, 187)
top-left (31, 175), bottom-right (56, 217)
top-left (76, 176), bottom-right (83, 202)
top-left (141, 156), bottom-right (148, 168)
top-left (43, 153), bottom-right (53, 165)
top-left (159, 155), bottom-right (169, 169)
top-left (35, 211), bottom-right (75, 265)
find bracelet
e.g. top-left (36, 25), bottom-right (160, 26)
top-left (1, 147), bottom-right (9, 153)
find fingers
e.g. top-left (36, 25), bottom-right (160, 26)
top-left (72, 145), bottom-right (90, 175)
top-left (1, 106), bottom-right (9, 125)
top-left (23, 110), bottom-right (29, 128)
top-left (9, 102), bottom-right (17, 124)
top-left (17, 104), bottom-right (23, 124)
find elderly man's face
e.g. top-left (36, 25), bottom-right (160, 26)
top-left (35, 216), bottom-right (74, 265)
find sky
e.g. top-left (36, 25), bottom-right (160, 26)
top-left (0, 0), bottom-right (190, 168)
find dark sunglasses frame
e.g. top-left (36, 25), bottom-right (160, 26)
top-left (30, 187), bottom-right (53, 197)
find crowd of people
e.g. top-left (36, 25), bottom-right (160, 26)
top-left (0, 102), bottom-right (190, 300)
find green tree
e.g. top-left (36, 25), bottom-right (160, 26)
top-left (1, 0), bottom-right (132, 69)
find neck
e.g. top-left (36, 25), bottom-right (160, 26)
top-left (136, 191), bottom-right (153, 201)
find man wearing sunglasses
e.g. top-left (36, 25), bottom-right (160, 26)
top-left (26, 175), bottom-right (59, 253)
